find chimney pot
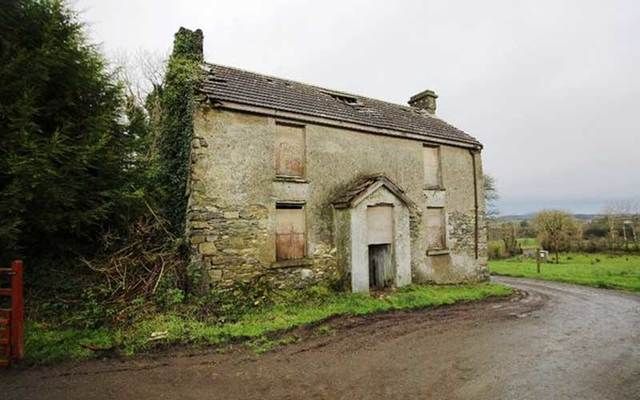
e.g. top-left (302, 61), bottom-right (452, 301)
top-left (408, 89), bottom-right (438, 114)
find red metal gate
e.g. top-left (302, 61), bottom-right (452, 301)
top-left (0, 260), bottom-right (24, 367)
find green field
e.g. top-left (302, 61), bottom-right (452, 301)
top-left (490, 253), bottom-right (640, 292)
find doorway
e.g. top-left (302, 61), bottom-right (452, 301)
top-left (332, 176), bottom-right (414, 292)
top-left (367, 205), bottom-right (394, 289)
top-left (368, 244), bottom-right (392, 289)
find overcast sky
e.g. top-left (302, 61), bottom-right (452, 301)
top-left (74, 0), bottom-right (639, 215)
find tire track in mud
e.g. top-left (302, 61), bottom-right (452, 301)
top-left (3, 279), bottom-right (638, 400)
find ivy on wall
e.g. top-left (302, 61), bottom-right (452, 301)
top-left (156, 28), bottom-right (204, 234)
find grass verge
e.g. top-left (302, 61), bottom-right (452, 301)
top-left (25, 283), bottom-right (511, 365)
top-left (490, 252), bottom-right (640, 292)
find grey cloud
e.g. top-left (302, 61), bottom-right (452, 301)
top-left (75, 0), bottom-right (640, 214)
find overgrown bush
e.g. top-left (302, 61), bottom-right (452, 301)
top-left (193, 276), bottom-right (280, 323)
top-left (0, 0), bottom-right (152, 266)
top-left (155, 28), bottom-right (203, 233)
top-left (1, 2), bottom-right (204, 330)
top-left (27, 215), bottom-right (188, 328)
top-left (488, 240), bottom-right (507, 260)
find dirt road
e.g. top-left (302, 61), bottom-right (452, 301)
top-left (2, 277), bottom-right (639, 399)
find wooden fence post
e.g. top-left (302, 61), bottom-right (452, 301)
top-left (536, 248), bottom-right (541, 274)
top-left (10, 260), bottom-right (24, 362)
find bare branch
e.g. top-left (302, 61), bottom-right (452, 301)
top-left (109, 48), bottom-right (168, 105)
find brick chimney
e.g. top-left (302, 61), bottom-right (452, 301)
top-left (408, 89), bottom-right (438, 114)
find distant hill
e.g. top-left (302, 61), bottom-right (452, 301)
top-left (498, 213), bottom-right (602, 222)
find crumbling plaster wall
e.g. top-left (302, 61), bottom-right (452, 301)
top-left (417, 146), bottom-right (488, 283)
top-left (187, 106), bottom-right (486, 289)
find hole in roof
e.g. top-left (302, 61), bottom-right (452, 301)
top-left (321, 90), bottom-right (361, 106)
top-left (265, 78), bottom-right (275, 84)
top-left (208, 76), bottom-right (227, 83)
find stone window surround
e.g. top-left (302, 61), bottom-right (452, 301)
top-left (272, 200), bottom-right (309, 268)
top-left (427, 249), bottom-right (450, 256)
top-left (273, 175), bottom-right (308, 184)
top-left (269, 257), bottom-right (314, 269)
top-left (425, 206), bottom-right (448, 253)
top-left (275, 120), bottom-right (307, 181)
top-left (423, 144), bottom-right (444, 190)
top-left (272, 121), bottom-right (309, 268)
top-left (423, 144), bottom-right (446, 255)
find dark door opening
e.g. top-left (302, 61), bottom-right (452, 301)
top-left (368, 244), bottom-right (393, 289)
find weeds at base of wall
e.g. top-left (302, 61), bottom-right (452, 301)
top-left (24, 282), bottom-right (512, 364)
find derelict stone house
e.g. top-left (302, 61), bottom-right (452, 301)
top-left (184, 30), bottom-right (488, 292)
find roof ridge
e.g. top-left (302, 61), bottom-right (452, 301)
top-left (204, 62), bottom-right (419, 112)
top-left (201, 62), bottom-right (482, 147)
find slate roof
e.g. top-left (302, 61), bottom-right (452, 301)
top-left (332, 174), bottom-right (417, 210)
top-left (200, 63), bottom-right (481, 147)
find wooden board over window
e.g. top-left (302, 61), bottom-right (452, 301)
top-left (425, 207), bottom-right (446, 250)
top-left (423, 146), bottom-right (441, 188)
top-left (367, 205), bottom-right (393, 245)
top-left (276, 123), bottom-right (305, 177)
top-left (276, 204), bottom-right (306, 260)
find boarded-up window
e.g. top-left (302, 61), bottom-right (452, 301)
top-left (275, 123), bottom-right (305, 177)
top-left (276, 204), bottom-right (306, 260)
top-left (367, 205), bottom-right (393, 245)
top-left (425, 207), bottom-right (446, 250)
top-left (423, 146), bottom-right (441, 188)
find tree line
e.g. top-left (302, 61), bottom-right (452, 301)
top-left (0, 0), bottom-right (199, 325)
top-left (488, 207), bottom-right (640, 262)
top-left (483, 176), bottom-right (639, 261)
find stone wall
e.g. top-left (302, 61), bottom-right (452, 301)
top-left (416, 147), bottom-right (488, 283)
top-left (187, 105), bottom-right (487, 289)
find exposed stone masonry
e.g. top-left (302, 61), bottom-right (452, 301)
top-left (186, 106), bottom-right (487, 291)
